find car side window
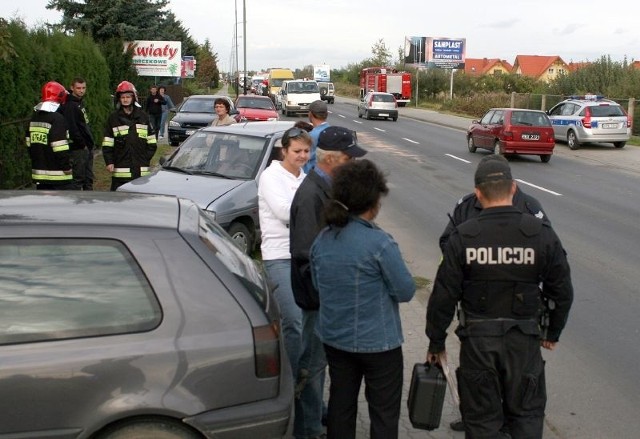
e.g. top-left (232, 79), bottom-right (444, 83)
top-left (562, 104), bottom-right (576, 116)
top-left (480, 110), bottom-right (495, 125)
top-left (0, 239), bottom-right (161, 345)
top-left (490, 110), bottom-right (504, 125)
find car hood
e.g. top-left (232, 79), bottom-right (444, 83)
top-left (172, 112), bottom-right (216, 124)
top-left (118, 169), bottom-right (247, 210)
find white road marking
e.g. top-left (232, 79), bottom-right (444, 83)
top-left (403, 138), bottom-right (419, 144)
top-left (374, 127), bottom-right (385, 132)
top-left (515, 179), bottom-right (563, 196)
top-left (445, 153), bottom-right (472, 163)
top-left (338, 114), bottom-right (346, 118)
top-left (353, 120), bottom-right (363, 124)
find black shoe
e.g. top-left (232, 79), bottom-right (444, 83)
top-left (450, 418), bottom-right (465, 431)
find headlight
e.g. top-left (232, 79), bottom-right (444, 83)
top-left (169, 120), bottom-right (180, 127)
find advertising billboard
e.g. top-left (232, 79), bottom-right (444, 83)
top-left (426, 37), bottom-right (466, 69)
top-left (313, 64), bottom-right (331, 82)
top-left (405, 37), bottom-right (427, 67)
top-left (125, 41), bottom-right (182, 77)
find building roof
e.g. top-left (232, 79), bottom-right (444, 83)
top-left (512, 55), bottom-right (567, 78)
top-left (464, 58), bottom-right (513, 76)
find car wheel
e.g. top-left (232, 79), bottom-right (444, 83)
top-left (614, 141), bottom-right (626, 148)
top-left (393, 116), bottom-right (398, 121)
top-left (467, 136), bottom-right (477, 153)
top-left (540, 154), bottom-right (551, 163)
top-left (567, 131), bottom-right (580, 150)
top-left (227, 222), bottom-right (253, 255)
top-left (358, 109), bottom-right (362, 118)
top-left (493, 140), bottom-right (503, 155)
top-left (365, 110), bottom-right (371, 120)
top-left (96, 420), bottom-right (200, 439)
top-left (329, 98), bottom-right (334, 104)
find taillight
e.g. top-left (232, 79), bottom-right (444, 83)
top-left (368, 96), bottom-right (374, 106)
top-left (503, 131), bottom-right (514, 141)
top-left (253, 321), bottom-right (281, 378)
top-left (622, 108), bottom-right (632, 128)
top-left (582, 107), bottom-right (592, 128)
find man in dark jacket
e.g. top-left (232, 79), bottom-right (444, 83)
top-left (102, 81), bottom-right (157, 191)
top-left (426, 155), bottom-right (573, 439)
top-left (63, 77), bottom-right (95, 190)
top-left (26, 81), bottom-right (73, 190)
top-left (289, 126), bottom-right (367, 439)
top-left (145, 84), bottom-right (165, 140)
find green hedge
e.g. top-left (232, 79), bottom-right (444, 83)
top-left (0, 21), bottom-right (112, 189)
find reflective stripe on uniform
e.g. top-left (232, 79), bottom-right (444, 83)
top-left (140, 167), bottom-right (151, 176)
top-left (25, 136), bottom-right (31, 147)
top-left (51, 139), bottom-right (69, 152)
top-left (32, 169), bottom-right (72, 181)
top-left (136, 124), bottom-right (149, 137)
top-left (112, 125), bottom-right (129, 136)
top-left (147, 136), bottom-right (157, 145)
top-left (102, 136), bottom-right (115, 147)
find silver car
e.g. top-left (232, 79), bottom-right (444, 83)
top-left (358, 91), bottom-right (399, 121)
top-left (547, 95), bottom-right (631, 149)
top-left (0, 191), bottom-right (292, 439)
top-left (119, 121), bottom-right (294, 254)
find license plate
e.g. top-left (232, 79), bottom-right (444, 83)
top-left (185, 130), bottom-right (195, 135)
top-left (379, 113), bottom-right (389, 117)
top-left (602, 123), bottom-right (617, 129)
top-left (521, 134), bottom-right (540, 140)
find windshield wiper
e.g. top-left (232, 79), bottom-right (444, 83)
top-left (189, 170), bottom-right (233, 179)
top-left (162, 165), bottom-right (193, 175)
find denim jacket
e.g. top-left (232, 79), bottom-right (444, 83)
top-left (310, 217), bottom-right (416, 353)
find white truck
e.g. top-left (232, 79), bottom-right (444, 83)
top-left (279, 79), bottom-right (321, 116)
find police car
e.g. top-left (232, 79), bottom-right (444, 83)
top-left (547, 95), bottom-right (631, 150)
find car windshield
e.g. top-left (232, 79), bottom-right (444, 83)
top-left (167, 131), bottom-right (267, 179)
top-left (237, 98), bottom-right (275, 110)
top-left (510, 111), bottom-right (550, 127)
top-left (180, 98), bottom-right (216, 113)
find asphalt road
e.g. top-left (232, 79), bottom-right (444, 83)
top-left (281, 100), bottom-right (640, 438)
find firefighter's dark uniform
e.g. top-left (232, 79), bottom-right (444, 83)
top-left (427, 206), bottom-right (573, 439)
top-left (25, 106), bottom-right (73, 190)
top-left (102, 106), bottom-right (157, 191)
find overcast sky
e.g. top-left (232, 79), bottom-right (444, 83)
top-left (3, 0), bottom-right (639, 73)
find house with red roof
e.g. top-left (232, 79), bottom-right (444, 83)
top-left (511, 55), bottom-right (569, 82)
top-left (464, 58), bottom-right (513, 76)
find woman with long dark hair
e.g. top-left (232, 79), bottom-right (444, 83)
top-left (310, 159), bottom-right (416, 439)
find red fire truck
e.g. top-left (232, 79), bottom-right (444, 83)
top-left (359, 67), bottom-right (412, 106)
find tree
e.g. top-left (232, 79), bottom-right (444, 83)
top-left (370, 38), bottom-right (391, 66)
top-left (195, 39), bottom-right (220, 88)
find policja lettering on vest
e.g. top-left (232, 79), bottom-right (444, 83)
top-left (466, 246), bottom-right (535, 265)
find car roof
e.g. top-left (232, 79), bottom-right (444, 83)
top-left (0, 191), bottom-right (184, 229)
top-left (200, 120), bottom-right (294, 136)
top-left (488, 108), bottom-right (547, 113)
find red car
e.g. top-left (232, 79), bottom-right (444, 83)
top-left (235, 95), bottom-right (279, 122)
top-left (467, 108), bottom-right (556, 162)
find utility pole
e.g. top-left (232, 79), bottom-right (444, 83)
top-left (243, 0), bottom-right (247, 95)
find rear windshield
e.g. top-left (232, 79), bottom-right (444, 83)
top-left (589, 105), bottom-right (625, 117)
top-left (373, 94), bottom-right (395, 103)
top-left (510, 111), bottom-right (550, 127)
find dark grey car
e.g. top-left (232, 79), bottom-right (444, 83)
top-left (119, 121), bottom-right (295, 255)
top-left (168, 95), bottom-right (238, 146)
top-left (0, 191), bottom-right (292, 439)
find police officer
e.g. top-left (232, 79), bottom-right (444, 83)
top-left (26, 81), bottom-right (73, 190)
top-left (102, 81), bottom-right (157, 191)
top-left (426, 155), bottom-right (573, 439)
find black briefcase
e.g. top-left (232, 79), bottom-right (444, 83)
top-left (407, 362), bottom-right (447, 430)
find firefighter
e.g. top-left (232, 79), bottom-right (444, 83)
top-left (25, 81), bottom-right (73, 190)
top-left (426, 155), bottom-right (573, 439)
top-left (102, 81), bottom-right (157, 191)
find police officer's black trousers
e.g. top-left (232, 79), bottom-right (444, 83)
top-left (457, 328), bottom-right (546, 439)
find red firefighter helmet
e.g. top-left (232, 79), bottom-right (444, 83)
top-left (115, 81), bottom-right (138, 101)
top-left (41, 81), bottom-right (68, 104)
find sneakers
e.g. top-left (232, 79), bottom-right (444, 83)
top-left (450, 418), bottom-right (465, 431)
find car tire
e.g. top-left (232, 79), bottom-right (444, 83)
top-left (614, 141), bottom-right (626, 148)
top-left (540, 154), bottom-right (551, 163)
top-left (358, 110), bottom-right (362, 119)
top-left (393, 116), bottom-right (398, 121)
top-left (467, 136), bottom-right (477, 153)
top-left (567, 131), bottom-right (580, 150)
top-left (329, 98), bottom-right (334, 104)
top-left (96, 420), bottom-right (200, 439)
top-left (228, 222), bottom-right (253, 255)
top-left (365, 110), bottom-right (371, 120)
top-left (493, 140), bottom-right (503, 156)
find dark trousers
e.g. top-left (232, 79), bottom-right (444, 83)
top-left (149, 113), bottom-right (162, 139)
top-left (323, 344), bottom-right (403, 439)
top-left (70, 147), bottom-right (87, 190)
top-left (84, 148), bottom-right (94, 190)
top-left (457, 329), bottom-right (546, 439)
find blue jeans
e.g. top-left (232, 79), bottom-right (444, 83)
top-left (294, 310), bottom-right (327, 438)
top-left (263, 259), bottom-right (302, 380)
top-left (160, 110), bottom-right (169, 137)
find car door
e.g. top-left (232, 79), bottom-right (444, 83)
top-left (548, 103), bottom-right (572, 140)
top-left (474, 110), bottom-right (496, 148)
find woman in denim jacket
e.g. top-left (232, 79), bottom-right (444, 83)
top-left (310, 159), bottom-right (416, 439)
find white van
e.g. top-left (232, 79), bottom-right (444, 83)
top-left (279, 80), bottom-right (321, 116)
